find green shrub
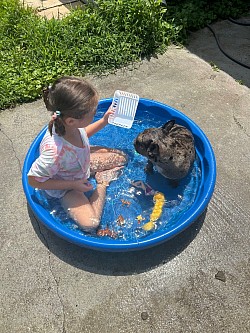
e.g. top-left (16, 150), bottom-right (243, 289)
top-left (0, 0), bottom-right (249, 109)
top-left (0, 0), bottom-right (177, 109)
top-left (165, 0), bottom-right (249, 33)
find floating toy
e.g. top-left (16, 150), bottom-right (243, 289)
top-left (121, 199), bottom-right (131, 207)
top-left (142, 192), bottom-right (165, 231)
top-left (136, 215), bottom-right (145, 224)
top-left (97, 228), bottom-right (118, 239)
top-left (117, 215), bottom-right (125, 226)
top-left (131, 180), bottom-right (155, 196)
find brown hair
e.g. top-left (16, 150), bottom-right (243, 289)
top-left (42, 76), bottom-right (98, 136)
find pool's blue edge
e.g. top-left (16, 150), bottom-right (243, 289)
top-left (22, 98), bottom-right (216, 252)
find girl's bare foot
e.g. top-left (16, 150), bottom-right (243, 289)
top-left (95, 166), bottom-right (123, 185)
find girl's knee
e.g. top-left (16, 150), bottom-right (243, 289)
top-left (72, 213), bottom-right (100, 231)
top-left (62, 193), bottom-right (100, 231)
top-left (90, 151), bottom-right (127, 173)
top-left (112, 152), bottom-right (128, 166)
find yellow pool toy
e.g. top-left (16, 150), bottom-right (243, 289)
top-left (142, 192), bottom-right (165, 231)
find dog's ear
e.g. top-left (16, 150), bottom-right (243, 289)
top-left (162, 120), bottom-right (175, 135)
top-left (147, 142), bottom-right (159, 162)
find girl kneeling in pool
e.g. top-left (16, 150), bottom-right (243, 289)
top-left (28, 76), bottom-right (127, 232)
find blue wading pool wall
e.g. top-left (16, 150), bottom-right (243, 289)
top-left (22, 98), bottom-right (216, 252)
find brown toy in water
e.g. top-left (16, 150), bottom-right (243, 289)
top-left (121, 199), bottom-right (131, 207)
top-left (134, 120), bottom-right (195, 180)
top-left (117, 215), bottom-right (125, 226)
top-left (97, 228), bottom-right (118, 239)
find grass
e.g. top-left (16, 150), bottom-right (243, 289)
top-left (0, 0), bottom-right (249, 110)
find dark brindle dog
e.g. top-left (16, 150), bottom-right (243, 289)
top-left (134, 120), bottom-right (195, 180)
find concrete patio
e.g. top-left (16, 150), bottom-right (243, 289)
top-left (1, 6), bottom-right (250, 333)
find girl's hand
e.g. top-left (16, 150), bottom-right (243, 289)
top-left (102, 105), bottom-right (115, 124)
top-left (85, 104), bottom-right (115, 137)
top-left (72, 179), bottom-right (93, 192)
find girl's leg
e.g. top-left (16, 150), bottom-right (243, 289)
top-left (90, 146), bottom-right (127, 155)
top-left (61, 167), bottom-right (122, 231)
top-left (61, 185), bottom-right (107, 231)
top-left (90, 146), bottom-right (127, 174)
top-left (62, 147), bottom-right (127, 231)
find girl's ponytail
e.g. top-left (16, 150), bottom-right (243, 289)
top-left (48, 111), bottom-right (66, 136)
top-left (42, 86), bottom-right (66, 136)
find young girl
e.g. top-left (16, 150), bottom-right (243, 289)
top-left (28, 76), bottom-right (127, 232)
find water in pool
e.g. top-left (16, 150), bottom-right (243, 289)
top-left (34, 107), bottom-right (201, 241)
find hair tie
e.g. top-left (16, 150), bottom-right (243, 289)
top-left (52, 110), bottom-right (61, 120)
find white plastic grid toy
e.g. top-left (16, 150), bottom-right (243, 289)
top-left (108, 90), bottom-right (139, 129)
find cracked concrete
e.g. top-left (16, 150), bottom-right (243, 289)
top-left (33, 216), bottom-right (66, 332)
top-left (1, 14), bottom-right (250, 333)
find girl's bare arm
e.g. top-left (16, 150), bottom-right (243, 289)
top-left (85, 106), bottom-right (114, 137)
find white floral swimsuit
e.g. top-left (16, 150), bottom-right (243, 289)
top-left (28, 127), bottom-right (90, 198)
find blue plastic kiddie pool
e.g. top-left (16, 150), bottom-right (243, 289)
top-left (22, 98), bottom-right (216, 252)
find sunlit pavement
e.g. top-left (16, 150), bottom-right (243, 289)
top-left (22, 0), bottom-right (85, 19)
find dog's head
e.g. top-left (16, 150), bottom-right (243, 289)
top-left (134, 128), bottom-right (160, 162)
top-left (134, 120), bottom-right (176, 161)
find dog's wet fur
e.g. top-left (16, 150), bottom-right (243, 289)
top-left (134, 120), bottom-right (196, 180)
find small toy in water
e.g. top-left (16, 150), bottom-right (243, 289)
top-left (97, 228), bottom-right (118, 239)
top-left (136, 215), bottom-right (145, 224)
top-left (142, 192), bottom-right (165, 231)
top-left (121, 199), bottom-right (131, 207)
top-left (117, 214), bottom-right (125, 226)
top-left (131, 180), bottom-right (155, 196)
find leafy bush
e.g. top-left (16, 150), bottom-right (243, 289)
top-left (0, 0), bottom-right (249, 109)
top-left (165, 0), bottom-right (249, 33)
top-left (0, 0), bottom-right (177, 109)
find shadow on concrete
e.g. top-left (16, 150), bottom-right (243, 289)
top-left (57, 0), bottom-right (93, 8)
top-left (28, 204), bottom-right (206, 276)
top-left (186, 16), bottom-right (250, 87)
